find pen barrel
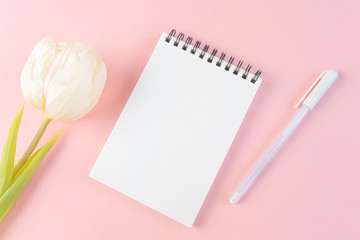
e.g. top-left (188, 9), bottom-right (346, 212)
top-left (230, 105), bottom-right (310, 203)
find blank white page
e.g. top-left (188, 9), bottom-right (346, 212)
top-left (90, 32), bottom-right (262, 227)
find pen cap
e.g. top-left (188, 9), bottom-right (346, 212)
top-left (296, 70), bottom-right (338, 109)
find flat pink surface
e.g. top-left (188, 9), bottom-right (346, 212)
top-left (0, 0), bottom-right (359, 239)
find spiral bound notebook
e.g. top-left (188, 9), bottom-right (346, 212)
top-left (90, 30), bottom-right (263, 227)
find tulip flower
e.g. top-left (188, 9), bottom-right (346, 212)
top-left (0, 37), bottom-right (107, 223)
top-left (21, 37), bottom-right (106, 121)
top-left (14, 37), bottom-right (107, 174)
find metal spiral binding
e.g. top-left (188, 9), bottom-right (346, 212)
top-left (207, 49), bottom-right (217, 63)
top-left (243, 64), bottom-right (252, 79)
top-left (165, 29), bottom-right (176, 42)
top-left (251, 70), bottom-right (262, 83)
top-left (191, 41), bottom-right (201, 54)
top-left (216, 52), bottom-right (226, 67)
top-left (165, 29), bottom-right (262, 83)
top-left (199, 45), bottom-right (209, 59)
top-left (233, 60), bottom-right (243, 75)
top-left (225, 56), bottom-right (234, 71)
top-left (182, 37), bottom-right (192, 50)
top-left (174, 33), bottom-right (184, 47)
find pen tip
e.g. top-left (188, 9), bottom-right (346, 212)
top-left (229, 197), bottom-right (237, 204)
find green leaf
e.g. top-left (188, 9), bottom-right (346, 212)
top-left (0, 105), bottom-right (24, 197)
top-left (0, 130), bottom-right (62, 223)
top-left (12, 148), bottom-right (41, 183)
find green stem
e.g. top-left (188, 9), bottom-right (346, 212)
top-left (13, 116), bottom-right (52, 176)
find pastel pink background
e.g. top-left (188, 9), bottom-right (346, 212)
top-left (0, 0), bottom-right (359, 239)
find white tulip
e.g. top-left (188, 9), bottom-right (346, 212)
top-left (21, 37), bottom-right (107, 121)
top-left (0, 38), bottom-right (107, 220)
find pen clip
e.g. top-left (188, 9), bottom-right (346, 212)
top-left (295, 71), bottom-right (327, 108)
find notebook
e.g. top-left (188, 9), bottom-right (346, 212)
top-left (90, 29), bottom-right (262, 227)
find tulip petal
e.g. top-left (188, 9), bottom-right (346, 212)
top-left (45, 42), bottom-right (106, 121)
top-left (21, 37), bottom-right (57, 112)
top-left (0, 130), bottom-right (62, 222)
top-left (0, 105), bottom-right (24, 197)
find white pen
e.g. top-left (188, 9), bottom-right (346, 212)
top-left (230, 70), bottom-right (338, 204)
